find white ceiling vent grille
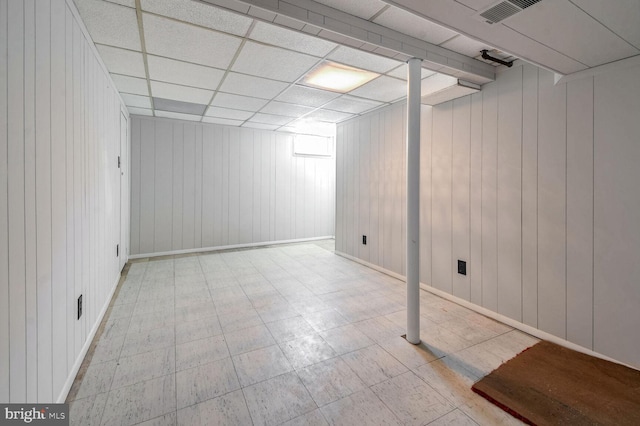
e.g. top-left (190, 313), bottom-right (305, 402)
top-left (475, 0), bottom-right (542, 25)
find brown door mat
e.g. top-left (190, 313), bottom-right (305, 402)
top-left (471, 340), bottom-right (640, 426)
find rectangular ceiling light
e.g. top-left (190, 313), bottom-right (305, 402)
top-left (302, 61), bottom-right (379, 93)
top-left (153, 97), bottom-right (207, 115)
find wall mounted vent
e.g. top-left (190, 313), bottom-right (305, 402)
top-left (475, 0), bottom-right (542, 25)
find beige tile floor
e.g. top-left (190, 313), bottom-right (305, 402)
top-left (67, 240), bottom-right (537, 425)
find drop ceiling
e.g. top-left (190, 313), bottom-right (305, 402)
top-left (382, 0), bottom-right (640, 75)
top-left (74, 0), bottom-right (637, 135)
top-left (73, 0), bottom-right (512, 136)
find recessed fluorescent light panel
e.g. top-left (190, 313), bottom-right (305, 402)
top-left (302, 62), bottom-right (379, 93)
top-left (153, 97), bottom-right (207, 115)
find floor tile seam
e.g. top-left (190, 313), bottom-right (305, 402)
top-left (374, 367), bottom-right (461, 411)
top-left (174, 378), bottom-right (244, 412)
top-left (435, 325), bottom-right (502, 347)
top-left (129, 411), bottom-right (177, 426)
top-left (123, 320), bottom-right (178, 338)
top-left (357, 383), bottom-right (406, 425)
top-left (451, 328), bottom-right (517, 356)
top-left (67, 358), bottom-right (116, 403)
top-left (116, 346), bottom-right (177, 365)
top-left (197, 252), bottom-right (244, 419)
top-left (239, 387), bottom-right (257, 425)
top-left (278, 338), bottom-right (340, 372)
top-left (323, 337), bottom-right (378, 358)
top-left (71, 390), bottom-right (109, 426)
top-left (97, 372), bottom-right (177, 425)
top-left (239, 370), bottom-right (320, 422)
top-left (110, 353), bottom-right (177, 392)
top-left (231, 355), bottom-right (298, 389)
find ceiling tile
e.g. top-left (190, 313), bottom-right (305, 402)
top-left (140, 0), bottom-right (252, 36)
top-left (127, 107), bottom-right (153, 116)
top-left (218, 73), bottom-right (289, 99)
top-left (248, 21), bottom-right (337, 57)
top-left (260, 101), bottom-right (315, 117)
top-left (374, 7), bottom-right (458, 45)
top-left (505, 0), bottom-right (639, 67)
top-left (74, 0), bottom-right (141, 50)
top-left (143, 13), bottom-right (242, 69)
top-left (572, 0), bottom-right (640, 49)
top-left (202, 0), bottom-right (250, 14)
top-left (439, 35), bottom-right (492, 59)
top-left (150, 81), bottom-right (213, 104)
top-left (328, 46), bottom-right (401, 73)
top-left (348, 76), bottom-right (407, 102)
top-left (111, 74), bottom-right (149, 96)
top-left (211, 92), bottom-right (269, 112)
top-left (155, 110), bottom-right (202, 121)
top-left (243, 123), bottom-right (280, 131)
top-left (205, 107), bottom-right (254, 121)
top-left (153, 98), bottom-right (207, 115)
top-left (322, 95), bottom-right (383, 114)
top-left (232, 41), bottom-right (320, 82)
top-left (248, 113), bottom-right (294, 126)
top-left (147, 55), bottom-right (225, 90)
top-left (454, 0), bottom-right (497, 11)
top-left (96, 45), bottom-right (146, 78)
top-left (304, 109), bottom-right (354, 123)
top-left (121, 93), bottom-right (152, 108)
top-left (276, 85), bottom-right (340, 107)
top-left (386, 65), bottom-right (436, 80)
top-left (312, 0), bottom-right (388, 20)
top-left (202, 117), bottom-right (243, 126)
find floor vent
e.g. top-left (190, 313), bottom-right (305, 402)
top-left (475, 0), bottom-right (542, 25)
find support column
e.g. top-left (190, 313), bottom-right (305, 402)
top-left (406, 57), bottom-right (422, 344)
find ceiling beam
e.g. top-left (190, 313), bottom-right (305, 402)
top-left (202, 0), bottom-right (496, 83)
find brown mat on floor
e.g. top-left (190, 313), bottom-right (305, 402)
top-left (471, 340), bottom-right (640, 425)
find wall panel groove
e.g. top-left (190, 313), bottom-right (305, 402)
top-left (336, 62), bottom-right (640, 369)
top-left (130, 117), bottom-right (335, 256)
top-left (1, 0), bottom-right (129, 402)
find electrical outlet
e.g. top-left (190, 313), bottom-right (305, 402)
top-left (362, 235), bottom-right (367, 245)
top-left (458, 260), bottom-right (467, 276)
top-left (77, 295), bottom-right (83, 320)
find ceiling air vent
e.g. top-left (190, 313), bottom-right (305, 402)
top-left (475, 0), bottom-right (542, 25)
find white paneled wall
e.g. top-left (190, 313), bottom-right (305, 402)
top-left (335, 102), bottom-right (406, 275)
top-left (130, 117), bottom-right (335, 256)
top-left (0, 0), bottom-right (129, 402)
top-left (336, 62), bottom-right (640, 368)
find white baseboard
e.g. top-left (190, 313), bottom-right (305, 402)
top-left (129, 236), bottom-right (335, 260)
top-left (56, 273), bottom-right (121, 403)
top-left (335, 250), bottom-right (636, 370)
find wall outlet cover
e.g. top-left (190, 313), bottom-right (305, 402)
top-left (458, 260), bottom-right (467, 275)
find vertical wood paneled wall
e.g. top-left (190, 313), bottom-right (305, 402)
top-left (335, 63), bottom-right (640, 369)
top-left (130, 116), bottom-right (336, 256)
top-left (0, 0), bottom-right (129, 402)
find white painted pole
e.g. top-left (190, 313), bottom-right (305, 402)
top-left (406, 57), bottom-right (422, 344)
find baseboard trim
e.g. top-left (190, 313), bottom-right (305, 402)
top-left (334, 250), bottom-right (636, 370)
top-left (129, 236), bottom-right (336, 260)
top-left (56, 273), bottom-right (121, 403)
